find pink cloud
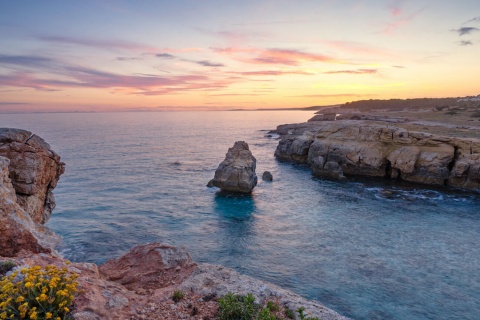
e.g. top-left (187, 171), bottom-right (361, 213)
top-left (323, 69), bottom-right (378, 75)
top-left (213, 47), bottom-right (342, 66)
top-left (231, 70), bottom-right (314, 76)
top-left (388, 0), bottom-right (404, 17)
top-left (381, 5), bottom-right (425, 35)
top-left (0, 67), bottom-right (230, 96)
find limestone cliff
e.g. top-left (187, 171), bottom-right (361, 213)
top-left (0, 128), bottom-right (65, 224)
top-left (0, 156), bottom-right (59, 256)
top-left (274, 120), bottom-right (480, 190)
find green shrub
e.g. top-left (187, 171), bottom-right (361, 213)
top-left (296, 306), bottom-right (319, 320)
top-left (265, 301), bottom-right (280, 312)
top-left (0, 264), bottom-right (78, 320)
top-left (257, 307), bottom-right (278, 320)
top-left (284, 307), bottom-right (295, 319)
top-left (0, 261), bottom-right (16, 276)
top-left (218, 293), bottom-right (257, 320)
top-left (171, 290), bottom-right (184, 303)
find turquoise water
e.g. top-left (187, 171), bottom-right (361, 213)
top-left (1, 111), bottom-right (480, 320)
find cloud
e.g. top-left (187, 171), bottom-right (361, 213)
top-left (156, 53), bottom-right (176, 59)
top-left (290, 93), bottom-right (377, 98)
top-left (195, 60), bottom-right (224, 67)
top-left (214, 47), bottom-right (342, 66)
top-left (323, 69), bottom-right (378, 75)
top-left (388, 0), bottom-right (404, 17)
top-left (459, 40), bottom-right (473, 46)
top-left (117, 57), bottom-right (143, 61)
top-left (381, 5), bottom-right (425, 35)
top-left (231, 70), bottom-right (313, 76)
top-left (38, 35), bottom-right (157, 52)
top-left (0, 102), bottom-right (31, 105)
top-left (453, 27), bottom-right (480, 36)
top-left (0, 54), bottom-right (54, 68)
top-left (463, 16), bottom-right (480, 25)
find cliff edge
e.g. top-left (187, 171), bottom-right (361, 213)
top-left (274, 115), bottom-right (480, 190)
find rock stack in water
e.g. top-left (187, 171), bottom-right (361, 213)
top-left (209, 141), bottom-right (258, 193)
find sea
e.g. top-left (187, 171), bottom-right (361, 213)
top-left (1, 111), bottom-right (479, 320)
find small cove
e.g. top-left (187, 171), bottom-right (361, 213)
top-left (1, 111), bottom-right (479, 320)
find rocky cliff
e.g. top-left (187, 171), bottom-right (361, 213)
top-left (0, 156), bottom-right (59, 256)
top-left (0, 128), bottom-right (65, 224)
top-left (274, 119), bottom-right (480, 190)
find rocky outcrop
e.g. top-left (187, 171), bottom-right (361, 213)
top-left (179, 264), bottom-right (348, 320)
top-left (0, 128), bottom-right (65, 224)
top-left (0, 156), bottom-right (59, 257)
top-left (2, 243), bottom-right (348, 320)
top-left (99, 243), bottom-right (197, 292)
top-left (209, 141), bottom-right (258, 193)
top-left (274, 120), bottom-right (480, 190)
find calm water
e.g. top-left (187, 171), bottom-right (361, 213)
top-left (1, 111), bottom-right (479, 320)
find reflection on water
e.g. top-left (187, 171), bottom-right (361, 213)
top-left (214, 191), bottom-right (256, 220)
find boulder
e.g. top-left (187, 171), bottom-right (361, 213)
top-left (0, 156), bottom-right (59, 257)
top-left (99, 243), bottom-right (197, 292)
top-left (0, 128), bottom-right (65, 224)
top-left (210, 141), bottom-right (258, 193)
top-left (262, 171), bottom-right (273, 181)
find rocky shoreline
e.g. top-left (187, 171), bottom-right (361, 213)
top-left (273, 114), bottom-right (480, 191)
top-left (0, 128), bottom-right (348, 320)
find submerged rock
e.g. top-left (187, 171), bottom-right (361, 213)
top-left (262, 171), bottom-right (273, 181)
top-left (0, 128), bottom-right (65, 224)
top-left (210, 141), bottom-right (258, 193)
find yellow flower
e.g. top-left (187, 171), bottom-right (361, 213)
top-left (15, 296), bottom-right (25, 303)
top-left (64, 307), bottom-right (70, 312)
top-left (45, 312), bottom-right (52, 319)
top-left (29, 310), bottom-right (37, 319)
top-left (0, 311), bottom-right (7, 320)
top-left (24, 282), bottom-right (33, 289)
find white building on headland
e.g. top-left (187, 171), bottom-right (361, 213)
top-left (458, 94), bottom-right (480, 102)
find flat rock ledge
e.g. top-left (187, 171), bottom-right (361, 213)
top-left (274, 119), bottom-right (480, 190)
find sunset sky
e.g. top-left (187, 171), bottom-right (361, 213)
top-left (1, 0), bottom-right (479, 112)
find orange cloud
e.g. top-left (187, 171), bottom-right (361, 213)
top-left (323, 69), bottom-right (378, 75)
top-left (231, 70), bottom-right (314, 76)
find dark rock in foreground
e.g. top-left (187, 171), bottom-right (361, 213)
top-left (210, 141), bottom-right (258, 193)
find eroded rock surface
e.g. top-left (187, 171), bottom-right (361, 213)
top-left (2, 243), bottom-right (348, 320)
top-left (210, 141), bottom-right (258, 193)
top-left (0, 156), bottom-right (59, 257)
top-left (99, 243), bottom-right (197, 292)
top-left (274, 120), bottom-right (480, 190)
top-left (0, 128), bottom-right (65, 224)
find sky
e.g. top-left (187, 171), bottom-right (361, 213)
top-left (0, 0), bottom-right (479, 112)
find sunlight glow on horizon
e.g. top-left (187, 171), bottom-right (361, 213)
top-left (0, 0), bottom-right (479, 112)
